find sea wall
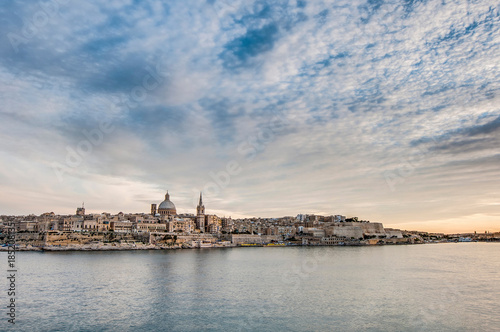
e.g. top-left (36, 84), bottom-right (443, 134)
top-left (12, 231), bottom-right (150, 247)
top-left (230, 234), bottom-right (281, 244)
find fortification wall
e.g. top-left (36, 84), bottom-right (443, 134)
top-left (333, 226), bottom-right (364, 239)
top-left (231, 234), bottom-right (263, 244)
top-left (359, 222), bottom-right (386, 235)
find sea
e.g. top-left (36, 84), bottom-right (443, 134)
top-left (2, 243), bottom-right (500, 331)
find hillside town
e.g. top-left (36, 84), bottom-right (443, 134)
top-left (1, 192), bottom-right (499, 250)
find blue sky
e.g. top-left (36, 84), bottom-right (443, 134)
top-left (0, 0), bottom-right (499, 232)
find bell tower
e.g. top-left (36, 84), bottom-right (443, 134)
top-left (196, 192), bottom-right (205, 232)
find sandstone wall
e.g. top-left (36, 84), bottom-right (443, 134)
top-left (333, 226), bottom-right (364, 239)
top-left (231, 234), bottom-right (263, 244)
top-left (359, 222), bottom-right (386, 235)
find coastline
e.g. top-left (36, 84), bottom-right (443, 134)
top-left (2, 229), bottom-right (496, 252)
top-left (1, 241), bottom-right (480, 252)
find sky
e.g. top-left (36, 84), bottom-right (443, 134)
top-left (0, 0), bottom-right (499, 233)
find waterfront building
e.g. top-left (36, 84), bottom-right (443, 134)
top-left (82, 219), bottom-right (98, 231)
top-left (71, 219), bottom-right (84, 232)
top-left (57, 217), bottom-right (73, 231)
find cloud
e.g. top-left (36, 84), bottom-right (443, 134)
top-left (465, 115), bottom-right (500, 136)
top-left (220, 23), bottom-right (280, 69)
top-left (411, 112), bottom-right (500, 155)
top-left (0, 0), bottom-right (499, 232)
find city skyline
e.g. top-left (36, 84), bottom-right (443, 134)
top-left (3, 189), bottom-right (499, 234)
top-left (1, 1), bottom-right (499, 234)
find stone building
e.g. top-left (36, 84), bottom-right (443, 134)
top-left (168, 219), bottom-right (195, 233)
top-left (135, 223), bottom-right (167, 233)
top-left (205, 215), bottom-right (222, 234)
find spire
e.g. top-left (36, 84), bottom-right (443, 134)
top-left (199, 192), bottom-right (203, 206)
top-left (165, 191), bottom-right (170, 200)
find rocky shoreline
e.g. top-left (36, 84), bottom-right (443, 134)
top-left (1, 241), bottom-right (419, 252)
top-left (0, 244), bottom-right (187, 251)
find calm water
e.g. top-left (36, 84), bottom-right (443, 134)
top-left (2, 243), bottom-right (500, 331)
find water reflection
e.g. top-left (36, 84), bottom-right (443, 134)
top-left (2, 243), bottom-right (499, 331)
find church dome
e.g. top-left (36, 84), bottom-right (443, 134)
top-left (157, 191), bottom-right (176, 215)
top-left (158, 200), bottom-right (175, 210)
